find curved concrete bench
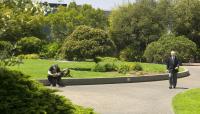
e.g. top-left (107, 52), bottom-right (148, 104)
top-left (38, 69), bottom-right (190, 86)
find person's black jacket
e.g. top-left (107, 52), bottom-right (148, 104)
top-left (48, 65), bottom-right (61, 74)
top-left (166, 56), bottom-right (180, 73)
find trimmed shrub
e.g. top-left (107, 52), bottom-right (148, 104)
top-left (17, 54), bottom-right (40, 59)
top-left (117, 64), bottom-right (131, 74)
top-left (40, 42), bottom-right (60, 59)
top-left (133, 63), bottom-right (143, 71)
top-left (92, 62), bottom-right (117, 72)
top-left (94, 57), bottom-right (118, 63)
top-left (61, 25), bottom-right (116, 60)
top-left (17, 37), bottom-right (43, 54)
top-left (0, 67), bottom-right (95, 114)
top-left (119, 46), bottom-right (143, 62)
top-left (144, 34), bottom-right (197, 63)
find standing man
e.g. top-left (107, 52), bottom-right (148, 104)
top-left (166, 51), bottom-right (180, 89)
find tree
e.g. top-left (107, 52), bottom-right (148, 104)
top-left (45, 2), bottom-right (108, 42)
top-left (61, 25), bottom-right (116, 60)
top-left (0, 0), bottom-right (46, 42)
top-left (17, 37), bottom-right (43, 54)
top-left (173, 0), bottom-right (200, 47)
top-left (0, 67), bottom-right (95, 114)
top-left (109, 0), bottom-right (163, 57)
top-left (144, 34), bottom-right (197, 63)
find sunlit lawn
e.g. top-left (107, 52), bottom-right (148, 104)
top-left (173, 88), bottom-right (200, 114)
top-left (8, 59), bottom-right (180, 79)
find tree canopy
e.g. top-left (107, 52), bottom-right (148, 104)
top-left (61, 25), bottom-right (116, 60)
top-left (144, 34), bottom-right (197, 63)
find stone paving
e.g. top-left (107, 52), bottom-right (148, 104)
top-left (56, 66), bottom-right (200, 114)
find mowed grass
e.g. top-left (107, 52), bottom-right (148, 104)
top-left (8, 59), bottom-right (176, 79)
top-left (172, 88), bottom-right (200, 114)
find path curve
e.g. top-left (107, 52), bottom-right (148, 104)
top-left (57, 66), bottom-right (200, 114)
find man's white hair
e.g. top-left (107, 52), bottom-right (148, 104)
top-left (171, 51), bottom-right (176, 54)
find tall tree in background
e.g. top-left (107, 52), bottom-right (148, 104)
top-left (0, 0), bottom-right (46, 42)
top-left (46, 2), bottom-right (108, 42)
top-left (109, 0), bottom-right (163, 59)
top-left (173, 0), bottom-right (200, 47)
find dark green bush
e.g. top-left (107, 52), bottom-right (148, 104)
top-left (0, 67), bottom-right (95, 114)
top-left (40, 42), bottom-right (60, 59)
top-left (117, 64), bottom-right (131, 74)
top-left (0, 41), bottom-right (13, 52)
top-left (0, 41), bottom-right (13, 59)
top-left (92, 62), bottom-right (117, 72)
top-left (119, 46), bottom-right (143, 62)
top-left (94, 57), bottom-right (118, 63)
top-left (144, 34), bottom-right (197, 63)
top-left (17, 37), bottom-right (43, 54)
top-left (61, 25), bottom-right (116, 60)
top-left (133, 63), bottom-right (143, 71)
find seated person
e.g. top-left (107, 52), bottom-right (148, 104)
top-left (47, 64), bottom-right (71, 87)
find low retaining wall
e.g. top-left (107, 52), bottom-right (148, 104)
top-left (38, 70), bottom-right (190, 86)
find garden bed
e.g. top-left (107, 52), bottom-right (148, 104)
top-left (8, 59), bottom-right (183, 79)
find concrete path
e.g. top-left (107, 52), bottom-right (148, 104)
top-left (57, 66), bottom-right (200, 114)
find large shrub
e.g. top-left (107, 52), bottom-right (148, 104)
top-left (40, 42), bottom-right (60, 59)
top-left (17, 37), bottom-right (43, 54)
top-left (94, 57), bottom-right (118, 63)
top-left (92, 62), bottom-right (117, 72)
top-left (144, 34), bottom-right (197, 63)
top-left (0, 41), bottom-right (13, 59)
top-left (119, 45), bottom-right (144, 62)
top-left (109, 1), bottom-right (162, 54)
top-left (61, 25), bottom-right (116, 60)
top-left (0, 67), bottom-right (95, 114)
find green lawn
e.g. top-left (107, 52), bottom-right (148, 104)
top-left (172, 88), bottom-right (200, 114)
top-left (8, 59), bottom-right (176, 79)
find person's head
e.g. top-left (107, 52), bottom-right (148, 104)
top-left (52, 64), bottom-right (58, 69)
top-left (171, 51), bottom-right (176, 57)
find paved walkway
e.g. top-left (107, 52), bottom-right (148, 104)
top-left (57, 66), bottom-right (200, 114)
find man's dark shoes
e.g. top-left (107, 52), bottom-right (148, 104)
top-left (169, 86), bottom-right (172, 89)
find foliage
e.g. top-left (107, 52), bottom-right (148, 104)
top-left (45, 2), bottom-right (108, 41)
top-left (0, 41), bottom-right (13, 59)
top-left (144, 34), bottom-right (197, 63)
top-left (132, 63), bottom-right (143, 71)
top-left (173, 0), bottom-right (200, 47)
top-left (17, 36), bottom-right (43, 54)
top-left (0, 41), bottom-right (22, 67)
top-left (109, 0), bottom-right (162, 55)
top-left (0, 0), bottom-right (46, 42)
top-left (119, 45), bottom-right (143, 62)
top-left (94, 56), bottom-right (118, 63)
top-left (0, 67), bottom-right (95, 114)
top-left (17, 54), bottom-right (40, 59)
top-left (40, 42), bottom-right (60, 59)
top-left (117, 64), bottom-right (131, 74)
top-left (92, 62), bottom-right (117, 72)
top-left (173, 88), bottom-right (200, 114)
top-left (61, 25), bottom-right (116, 60)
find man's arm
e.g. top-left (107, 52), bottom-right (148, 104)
top-left (166, 58), bottom-right (169, 70)
top-left (48, 70), bottom-right (54, 76)
top-left (48, 66), bottom-right (55, 76)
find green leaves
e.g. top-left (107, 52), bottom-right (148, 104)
top-left (61, 25), bottom-right (116, 60)
top-left (144, 34), bottom-right (197, 63)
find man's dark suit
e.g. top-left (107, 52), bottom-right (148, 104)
top-left (166, 56), bottom-right (180, 88)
